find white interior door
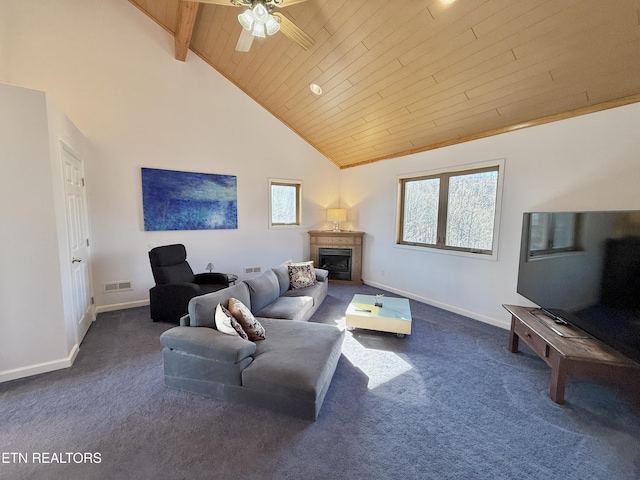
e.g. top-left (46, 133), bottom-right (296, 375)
top-left (62, 143), bottom-right (93, 344)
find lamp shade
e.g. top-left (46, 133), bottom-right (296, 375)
top-left (252, 22), bottom-right (266, 38)
top-left (265, 15), bottom-right (281, 35)
top-left (238, 10), bottom-right (254, 30)
top-left (327, 208), bottom-right (347, 222)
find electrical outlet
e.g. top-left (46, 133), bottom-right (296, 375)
top-left (254, 267), bottom-right (261, 273)
top-left (244, 267), bottom-right (253, 274)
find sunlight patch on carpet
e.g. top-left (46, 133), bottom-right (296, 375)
top-left (334, 316), bottom-right (413, 389)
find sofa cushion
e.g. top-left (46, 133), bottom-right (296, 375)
top-left (241, 319), bottom-right (345, 402)
top-left (271, 265), bottom-right (290, 295)
top-left (254, 296), bottom-right (313, 321)
top-left (244, 269), bottom-right (281, 312)
top-left (282, 280), bottom-right (326, 305)
top-left (288, 262), bottom-right (316, 289)
top-left (229, 298), bottom-right (266, 341)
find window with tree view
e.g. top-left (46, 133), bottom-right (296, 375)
top-left (270, 179), bottom-right (301, 227)
top-left (398, 165), bottom-right (501, 255)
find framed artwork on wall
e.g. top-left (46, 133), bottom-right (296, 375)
top-left (141, 167), bottom-right (238, 231)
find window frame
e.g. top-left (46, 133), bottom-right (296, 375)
top-left (396, 160), bottom-right (505, 259)
top-left (268, 178), bottom-right (302, 229)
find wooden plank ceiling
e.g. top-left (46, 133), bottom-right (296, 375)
top-left (130, 0), bottom-right (640, 168)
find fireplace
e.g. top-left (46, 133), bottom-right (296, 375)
top-left (309, 230), bottom-right (364, 284)
top-left (319, 248), bottom-right (352, 281)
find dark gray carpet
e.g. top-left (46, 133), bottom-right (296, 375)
top-left (2, 284), bottom-right (639, 480)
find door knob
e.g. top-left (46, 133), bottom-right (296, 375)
top-left (72, 257), bottom-right (82, 263)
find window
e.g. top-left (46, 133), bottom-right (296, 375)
top-left (397, 164), bottom-right (502, 255)
top-left (269, 179), bottom-right (302, 228)
top-left (527, 212), bottom-right (583, 258)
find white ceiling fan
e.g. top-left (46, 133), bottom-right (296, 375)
top-left (197, 0), bottom-right (315, 52)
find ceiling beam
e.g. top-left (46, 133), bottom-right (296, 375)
top-left (175, 1), bottom-right (199, 61)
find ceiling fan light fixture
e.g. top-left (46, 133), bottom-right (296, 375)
top-left (238, 3), bottom-right (281, 38)
top-left (232, 0), bottom-right (314, 51)
top-left (252, 22), bottom-right (266, 38)
top-left (265, 15), bottom-right (281, 35)
top-left (252, 3), bottom-right (269, 24)
top-left (238, 10), bottom-right (254, 30)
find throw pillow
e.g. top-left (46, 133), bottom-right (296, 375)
top-left (228, 298), bottom-right (266, 341)
top-left (214, 303), bottom-right (248, 340)
top-left (230, 315), bottom-right (249, 340)
top-left (287, 261), bottom-right (316, 289)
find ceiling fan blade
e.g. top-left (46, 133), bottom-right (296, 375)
top-left (235, 27), bottom-right (254, 52)
top-left (272, 0), bottom-right (311, 6)
top-left (196, 0), bottom-right (249, 6)
top-left (272, 13), bottom-right (314, 50)
top-left (196, 0), bottom-right (307, 7)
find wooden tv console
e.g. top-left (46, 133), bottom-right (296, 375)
top-left (503, 304), bottom-right (640, 404)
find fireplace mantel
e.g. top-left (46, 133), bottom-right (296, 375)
top-left (308, 230), bottom-right (364, 285)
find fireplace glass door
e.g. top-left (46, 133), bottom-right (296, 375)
top-left (318, 248), bottom-right (352, 281)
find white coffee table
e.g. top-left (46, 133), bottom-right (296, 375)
top-left (345, 294), bottom-right (412, 337)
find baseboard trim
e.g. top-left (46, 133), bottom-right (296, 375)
top-left (95, 299), bottom-right (150, 315)
top-left (0, 343), bottom-right (80, 384)
top-left (362, 279), bottom-right (510, 331)
top-left (68, 342), bottom-right (80, 365)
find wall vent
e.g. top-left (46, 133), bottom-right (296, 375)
top-left (103, 281), bottom-right (133, 293)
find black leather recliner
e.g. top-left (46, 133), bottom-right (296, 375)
top-left (148, 244), bottom-right (229, 323)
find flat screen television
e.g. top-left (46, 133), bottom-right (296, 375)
top-left (516, 210), bottom-right (640, 364)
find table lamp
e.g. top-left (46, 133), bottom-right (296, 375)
top-left (327, 208), bottom-right (347, 232)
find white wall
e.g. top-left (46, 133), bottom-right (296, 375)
top-left (0, 84), bottom-right (71, 380)
top-left (3, 0), bottom-right (340, 312)
top-left (341, 102), bottom-right (640, 328)
top-left (0, 4), bottom-right (7, 82)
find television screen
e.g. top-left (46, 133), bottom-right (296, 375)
top-left (516, 210), bottom-right (640, 364)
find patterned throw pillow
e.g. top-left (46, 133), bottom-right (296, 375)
top-left (228, 298), bottom-right (266, 341)
top-left (214, 303), bottom-right (248, 340)
top-left (287, 261), bottom-right (316, 289)
top-left (229, 315), bottom-right (249, 340)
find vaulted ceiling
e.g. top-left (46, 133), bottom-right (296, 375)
top-left (130, 0), bottom-right (640, 168)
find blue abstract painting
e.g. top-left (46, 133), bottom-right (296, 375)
top-left (142, 168), bottom-right (237, 231)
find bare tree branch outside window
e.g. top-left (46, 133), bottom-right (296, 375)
top-left (398, 165), bottom-right (500, 255)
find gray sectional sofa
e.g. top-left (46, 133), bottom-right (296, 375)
top-left (159, 265), bottom-right (345, 420)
